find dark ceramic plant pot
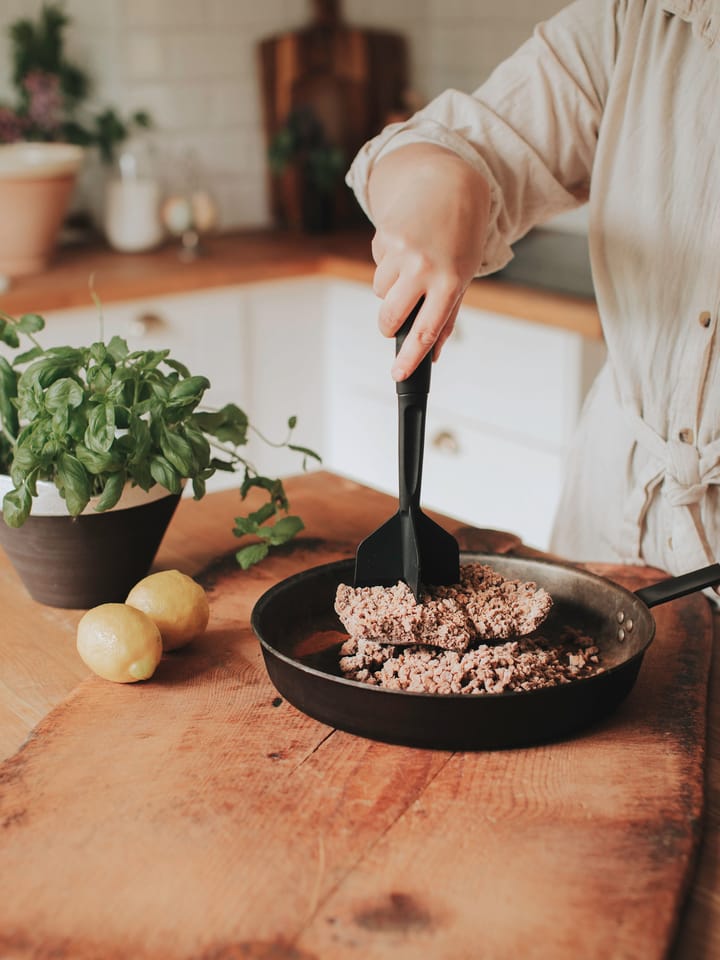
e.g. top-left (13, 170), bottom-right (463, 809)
top-left (0, 482), bottom-right (181, 609)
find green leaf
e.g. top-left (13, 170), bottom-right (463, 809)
top-left (192, 404), bottom-right (248, 446)
top-left (0, 320), bottom-right (19, 349)
top-left (165, 357), bottom-right (192, 378)
top-left (2, 485), bottom-right (32, 528)
top-left (57, 452), bottom-right (91, 516)
top-left (169, 376), bottom-right (210, 401)
top-left (239, 474), bottom-right (288, 509)
top-left (14, 346), bottom-right (44, 364)
top-left (257, 515), bottom-right (304, 546)
top-left (160, 428), bottom-right (194, 475)
top-left (16, 313), bottom-right (45, 334)
top-left (247, 501), bottom-right (278, 527)
top-left (85, 402), bottom-right (116, 451)
top-left (288, 443), bottom-right (322, 463)
top-left (233, 515), bottom-right (259, 537)
top-left (94, 470), bottom-right (127, 512)
top-left (191, 475), bottom-right (206, 500)
top-left (44, 377), bottom-right (84, 412)
top-left (106, 336), bottom-right (129, 360)
top-left (75, 443), bottom-right (121, 474)
top-left (149, 455), bottom-right (182, 494)
top-left (235, 543), bottom-right (270, 570)
top-left (0, 356), bottom-right (19, 438)
top-left (127, 414), bottom-right (151, 464)
top-left (21, 352), bottom-right (83, 390)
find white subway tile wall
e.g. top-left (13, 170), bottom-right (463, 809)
top-left (0, 0), bottom-right (566, 229)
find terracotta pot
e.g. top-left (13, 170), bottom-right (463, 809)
top-left (0, 143), bottom-right (84, 278)
top-left (0, 478), bottom-right (181, 609)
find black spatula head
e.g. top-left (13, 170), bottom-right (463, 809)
top-left (354, 301), bottom-right (460, 600)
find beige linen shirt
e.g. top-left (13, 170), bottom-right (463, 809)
top-left (346, 0), bottom-right (720, 575)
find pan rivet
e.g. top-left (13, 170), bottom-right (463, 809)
top-left (618, 628), bottom-right (626, 641)
top-left (626, 619), bottom-right (634, 631)
top-left (616, 611), bottom-right (625, 623)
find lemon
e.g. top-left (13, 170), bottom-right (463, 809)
top-left (125, 569), bottom-right (209, 652)
top-left (77, 603), bottom-right (162, 683)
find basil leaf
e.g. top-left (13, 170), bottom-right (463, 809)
top-left (45, 377), bottom-right (84, 412)
top-left (149, 455), bottom-right (181, 494)
top-left (2, 485), bottom-right (32, 528)
top-left (94, 470), bottom-right (127, 512)
top-left (16, 313), bottom-right (45, 334)
top-left (256, 515), bottom-right (304, 546)
top-left (57, 452), bottom-right (92, 516)
top-left (235, 543), bottom-right (269, 570)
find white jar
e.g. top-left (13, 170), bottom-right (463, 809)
top-left (104, 139), bottom-right (164, 253)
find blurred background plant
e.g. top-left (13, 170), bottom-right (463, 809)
top-left (268, 105), bottom-right (345, 196)
top-left (0, 2), bottom-right (151, 164)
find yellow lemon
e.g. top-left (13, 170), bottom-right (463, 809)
top-left (77, 603), bottom-right (162, 683)
top-left (125, 569), bottom-right (209, 652)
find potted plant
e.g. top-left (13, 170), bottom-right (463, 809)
top-left (0, 310), bottom-right (320, 608)
top-left (0, 3), bottom-right (152, 276)
top-left (268, 106), bottom-right (345, 233)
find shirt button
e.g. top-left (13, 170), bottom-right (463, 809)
top-left (678, 428), bottom-right (694, 443)
top-left (699, 311), bottom-right (712, 328)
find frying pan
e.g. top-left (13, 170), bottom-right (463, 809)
top-left (251, 554), bottom-right (720, 750)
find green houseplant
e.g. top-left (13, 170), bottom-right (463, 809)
top-left (268, 106), bottom-right (345, 233)
top-left (0, 2), bottom-right (151, 162)
top-left (0, 310), bottom-right (319, 607)
top-left (0, 4), bottom-right (153, 278)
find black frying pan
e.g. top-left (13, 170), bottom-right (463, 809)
top-left (250, 554), bottom-right (720, 750)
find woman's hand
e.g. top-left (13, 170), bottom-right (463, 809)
top-left (367, 142), bottom-right (491, 380)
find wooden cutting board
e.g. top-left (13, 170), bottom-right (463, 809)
top-left (258, 0), bottom-right (408, 229)
top-left (0, 487), bottom-right (712, 960)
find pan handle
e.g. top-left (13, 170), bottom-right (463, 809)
top-left (634, 562), bottom-right (720, 608)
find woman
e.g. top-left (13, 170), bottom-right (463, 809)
top-left (346, 0), bottom-right (720, 576)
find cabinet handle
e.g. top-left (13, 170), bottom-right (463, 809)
top-left (127, 312), bottom-right (167, 337)
top-left (431, 429), bottom-right (460, 454)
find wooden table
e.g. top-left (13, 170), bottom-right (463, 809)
top-left (0, 472), bottom-right (717, 959)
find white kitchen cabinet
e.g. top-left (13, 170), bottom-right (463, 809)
top-left (242, 277), bottom-right (326, 481)
top-left (322, 280), bottom-right (606, 549)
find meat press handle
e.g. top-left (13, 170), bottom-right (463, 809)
top-left (634, 562), bottom-right (720, 608)
top-left (395, 298), bottom-right (431, 396)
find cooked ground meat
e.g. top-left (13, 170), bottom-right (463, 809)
top-left (334, 562), bottom-right (553, 653)
top-left (338, 629), bottom-right (603, 695)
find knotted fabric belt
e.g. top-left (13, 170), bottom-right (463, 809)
top-left (621, 410), bottom-right (720, 568)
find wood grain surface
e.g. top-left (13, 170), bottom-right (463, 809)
top-left (0, 474), bottom-right (714, 960)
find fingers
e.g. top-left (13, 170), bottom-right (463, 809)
top-left (390, 284), bottom-right (462, 381)
top-left (372, 256), bottom-right (399, 300)
top-left (433, 300), bottom-right (462, 361)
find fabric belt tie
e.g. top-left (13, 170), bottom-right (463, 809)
top-left (621, 409), bottom-right (720, 566)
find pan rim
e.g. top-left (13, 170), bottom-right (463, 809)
top-left (250, 553), bottom-right (655, 702)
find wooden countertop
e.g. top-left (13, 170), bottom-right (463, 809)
top-left (0, 472), bottom-right (716, 959)
top-left (0, 229), bottom-right (603, 340)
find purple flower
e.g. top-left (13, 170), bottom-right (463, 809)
top-left (24, 70), bottom-right (63, 136)
top-left (0, 106), bottom-right (27, 143)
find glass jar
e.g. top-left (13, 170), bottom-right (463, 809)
top-left (104, 137), bottom-right (164, 253)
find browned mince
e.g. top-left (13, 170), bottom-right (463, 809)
top-left (335, 563), bottom-right (602, 695)
top-left (338, 627), bottom-right (602, 695)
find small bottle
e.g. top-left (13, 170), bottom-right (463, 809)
top-left (104, 137), bottom-right (164, 253)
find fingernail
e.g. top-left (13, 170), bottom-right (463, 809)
top-left (392, 364), bottom-right (406, 381)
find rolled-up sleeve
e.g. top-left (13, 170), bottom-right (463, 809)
top-left (346, 0), bottom-right (627, 275)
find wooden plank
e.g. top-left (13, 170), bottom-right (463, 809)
top-left (0, 474), bottom-right (711, 960)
